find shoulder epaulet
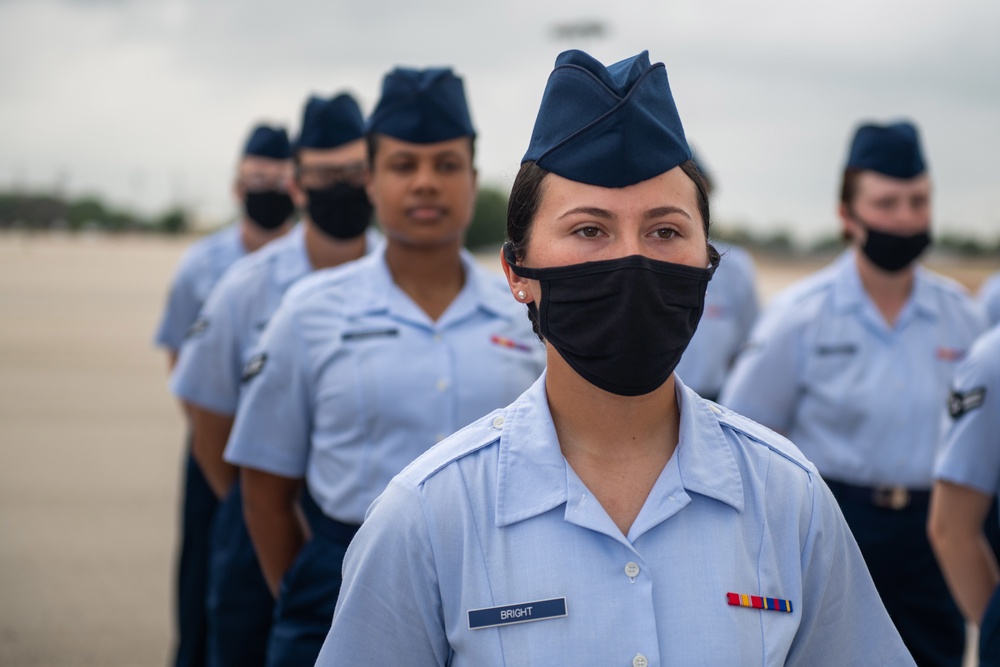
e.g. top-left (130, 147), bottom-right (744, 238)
top-left (396, 410), bottom-right (505, 486)
top-left (710, 402), bottom-right (817, 476)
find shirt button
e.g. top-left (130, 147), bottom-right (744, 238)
top-left (436, 379), bottom-right (448, 391)
top-left (633, 654), bottom-right (649, 667)
top-left (435, 433), bottom-right (446, 442)
top-left (492, 415), bottom-right (505, 429)
top-left (433, 334), bottom-right (443, 342)
top-left (624, 562), bottom-right (640, 578)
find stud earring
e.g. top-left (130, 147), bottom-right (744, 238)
top-left (517, 290), bottom-right (526, 300)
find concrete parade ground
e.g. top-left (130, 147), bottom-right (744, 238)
top-left (0, 231), bottom-right (995, 666)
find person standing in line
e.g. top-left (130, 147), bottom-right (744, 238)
top-left (153, 124), bottom-right (295, 667)
top-left (976, 273), bottom-right (1000, 327)
top-left (929, 324), bottom-right (1000, 667)
top-left (316, 49), bottom-right (913, 667)
top-left (675, 149), bottom-right (759, 402)
top-left (223, 66), bottom-right (546, 667)
top-left (721, 120), bottom-right (987, 666)
top-left (168, 93), bottom-right (377, 667)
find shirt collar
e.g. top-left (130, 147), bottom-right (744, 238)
top-left (831, 250), bottom-right (937, 321)
top-left (341, 247), bottom-right (511, 326)
top-left (495, 374), bottom-right (744, 531)
top-left (273, 224), bottom-right (312, 288)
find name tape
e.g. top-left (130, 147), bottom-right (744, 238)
top-left (468, 597), bottom-right (567, 630)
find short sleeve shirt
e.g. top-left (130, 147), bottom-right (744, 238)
top-left (675, 242), bottom-right (759, 398)
top-left (979, 272), bottom-right (1000, 327)
top-left (317, 374), bottom-right (913, 667)
top-left (934, 324), bottom-right (1000, 496)
top-left (719, 252), bottom-right (986, 488)
top-left (169, 225), bottom-right (381, 415)
top-left (153, 224), bottom-right (247, 352)
top-left (224, 247), bottom-right (547, 524)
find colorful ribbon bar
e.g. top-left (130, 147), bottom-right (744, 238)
top-left (727, 592), bottom-right (793, 613)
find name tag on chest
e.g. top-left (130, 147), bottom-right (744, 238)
top-left (468, 597), bottom-right (567, 630)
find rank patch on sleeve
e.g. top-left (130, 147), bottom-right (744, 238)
top-left (948, 387), bottom-right (986, 418)
top-left (185, 317), bottom-right (209, 339)
top-left (241, 353), bottom-right (267, 383)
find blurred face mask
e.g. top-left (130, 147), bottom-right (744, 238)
top-left (853, 213), bottom-right (931, 272)
top-left (504, 242), bottom-right (717, 396)
top-left (244, 191), bottom-right (294, 230)
top-left (306, 183), bottom-right (373, 240)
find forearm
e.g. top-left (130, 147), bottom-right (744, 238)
top-left (934, 532), bottom-right (999, 623)
top-left (190, 407), bottom-right (237, 499)
top-left (928, 481), bottom-right (1000, 622)
top-left (241, 468), bottom-right (308, 597)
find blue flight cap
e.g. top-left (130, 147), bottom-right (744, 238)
top-left (243, 125), bottom-right (292, 159)
top-left (296, 93), bottom-right (365, 150)
top-left (365, 67), bottom-right (476, 143)
top-left (845, 121), bottom-right (926, 179)
top-left (522, 50), bottom-right (691, 188)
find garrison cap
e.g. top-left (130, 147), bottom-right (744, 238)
top-left (243, 125), bottom-right (292, 159)
top-left (522, 50), bottom-right (691, 187)
top-left (845, 121), bottom-right (926, 179)
top-left (296, 93), bottom-right (365, 150)
top-left (365, 67), bottom-right (475, 143)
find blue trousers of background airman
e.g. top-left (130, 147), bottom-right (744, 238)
top-left (828, 481), bottom-right (964, 667)
top-left (205, 480), bottom-right (273, 667)
top-left (264, 492), bottom-right (357, 667)
top-left (173, 448), bottom-right (219, 667)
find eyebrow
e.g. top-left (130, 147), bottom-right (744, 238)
top-left (557, 205), bottom-right (692, 220)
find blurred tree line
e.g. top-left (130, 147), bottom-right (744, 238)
top-left (2, 187), bottom-right (998, 258)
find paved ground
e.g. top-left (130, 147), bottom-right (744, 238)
top-left (0, 231), bottom-right (993, 666)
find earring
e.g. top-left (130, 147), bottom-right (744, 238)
top-left (517, 290), bottom-right (526, 301)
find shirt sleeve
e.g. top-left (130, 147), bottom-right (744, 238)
top-left (169, 276), bottom-right (244, 416)
top-left (979, 276), bottom-right (1000, 328)
top-left (728, 250), bottom-right (760, 367)
top-left (154, 257), bottom-right (203, 352)
top-left (316, 479), bottom-right (449, 666)
top-left (934, 331), bottom-right (1000, 495)
top-left (786, 477), bottom-right (915, 666)
top-left (718, 300), bottom-right (802, 432)
top-left (223, 300), bottom-right (313, 477)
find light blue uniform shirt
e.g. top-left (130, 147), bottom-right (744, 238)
top-left (720, 252), bottom-right (986, 489)
top-left (154, 223), bottom-right (247, 352)
top-left (676, 242), bottom-right (759, 398)
top-left (934, 324), bottom-right (1000, 496)
top-left (978, 272), bottom-right (1000, 327)
top-left (318, 374), bottom-right (913, 667)
top-left (168, 225), bottom-right (381, 415)
top-left (224, 247), bottom-right (546, 524)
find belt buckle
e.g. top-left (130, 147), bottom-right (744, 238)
top-left (872, 486), bottom-right (909, 510)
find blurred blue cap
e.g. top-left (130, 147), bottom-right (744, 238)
top-left (243, 124), bottom-right (292, 159)
top-left (296, 93), bottom-right (365, 150)
top-left (522, 50), bottom-right (691, 187)
top-left (365, 67), bottom-right (475, 143)
top-left (846, 121), bottom-right (926, 178)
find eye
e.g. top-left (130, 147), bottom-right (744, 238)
top-left (653, 227), bottom-right (678, 240)
top-left (387, 160), bottom-right (415, 174)
top-left (436, 160), bottom-right (462, 174)
top-left (574, 226), bottom-right (603, 238)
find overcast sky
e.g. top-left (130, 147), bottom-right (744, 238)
top-left (1, 0), bottom-right (998, 242)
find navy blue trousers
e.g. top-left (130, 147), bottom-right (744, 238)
top-left (830, 485), bottom-right (964, 667)
top-left (173, 447), bottom-right (219, 667)
top-left (981, 586), bottom-right (1000, 667)
top-left (264, 494), bottom-right (357, 667)
top-left (264, 537), bottom-right (348, 667)
top-left (206, 480), bottom-right (273, 667)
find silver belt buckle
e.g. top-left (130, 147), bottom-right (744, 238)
top-left (873, 486), bottom-right (910, 510)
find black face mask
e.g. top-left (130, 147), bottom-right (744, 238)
top-left (244, 191), bottom-right (295, 230)
top-left (851, 213), bottom-right (931, 273)
top-left (306, 183), bottom-right (373, 240)
top-left (504, 243), bottom-right (717, 397)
